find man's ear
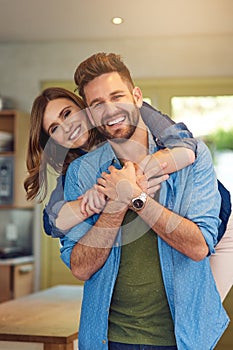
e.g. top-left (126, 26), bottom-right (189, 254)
top-left (133, 87), bottom-right (143, 108)
top-left (86, 107), bottom-right (95, 125)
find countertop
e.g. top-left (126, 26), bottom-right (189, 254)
top-left (0, 284), bottom-right (83, 346)
top-left (0, 255), bottom-right (34, 266)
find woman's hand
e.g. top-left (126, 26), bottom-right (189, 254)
top-left (136, 156), bottom-right (169, 197)
top-left (80, 187), bottom-right (107, 216)
top-left (138, 154), bottom-right (168, 179)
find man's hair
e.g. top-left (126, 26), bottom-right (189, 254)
top-left (74, 52), bottom-right (135, 102)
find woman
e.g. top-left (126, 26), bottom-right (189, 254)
top-left (24, 87), bottom-right (232, 301)
top-left (24, 87), bottom-right (104, 203)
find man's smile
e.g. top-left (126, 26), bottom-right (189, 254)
top-left (106, 115), bottom-right (126, 126)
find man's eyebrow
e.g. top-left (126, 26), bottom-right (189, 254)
top-left (89, 90), bottom-right (125, 106)
top-left (89, 98), bottom-right (102, 107)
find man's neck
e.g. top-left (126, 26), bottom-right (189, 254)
top-left (108, 117), bottom-right (148, 164)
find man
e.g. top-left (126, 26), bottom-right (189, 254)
top-left (60, 53), bottom-right (229, 350)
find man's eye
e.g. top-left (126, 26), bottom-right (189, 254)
top-left (93, 102), bottom-right (103, 109)
top-left (113, 94), bottom-right (124, 100)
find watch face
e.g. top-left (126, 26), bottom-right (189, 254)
top-left (133, 198), bottom-right (144, 210)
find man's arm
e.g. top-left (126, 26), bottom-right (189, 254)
top-left (136, 196), bottom-right (208, 261)
top-left (70, 200), bottom-right (127, 281)
top-left (97, 145), bottom-right (220, 262)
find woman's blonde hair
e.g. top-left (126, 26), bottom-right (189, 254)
top-left (24, 87), bottom-right (104, 202)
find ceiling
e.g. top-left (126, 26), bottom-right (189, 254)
top-left (0, 0), bottom-right (233, 42)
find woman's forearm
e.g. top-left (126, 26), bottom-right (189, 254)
top-left (56, 199), bottom-right (94, 230)
top-left (154, 147), bottom-right (195, 174)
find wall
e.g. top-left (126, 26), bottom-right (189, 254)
top-left (0, 34), bottom-right (233, 112)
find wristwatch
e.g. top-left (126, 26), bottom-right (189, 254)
top-left (131, 192), bottom-right (147, 211)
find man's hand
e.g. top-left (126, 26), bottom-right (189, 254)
top-left (136, 172), bottom-right (169, 197)
top-left (97, 161), bottom-right (141, 206)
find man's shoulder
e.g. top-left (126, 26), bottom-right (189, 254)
top-left (196, 138), bottom-right (212, 157)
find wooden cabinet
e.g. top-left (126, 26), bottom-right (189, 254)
top-left (0, 258), bottom-right (34, 303)
top-left (0, 110), bottom-right (32, 208)
top-left (0, 110), bottom-right (35, 300)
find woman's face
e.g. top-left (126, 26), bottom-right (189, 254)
top-left (43, 98), bottom-right (90, 149)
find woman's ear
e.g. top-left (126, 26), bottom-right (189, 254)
top-left (133, 87), bottom-right (143, 108)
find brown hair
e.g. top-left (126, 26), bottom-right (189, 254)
top-left (74, 52), bottom-right (135, 102)
top-left (24, 87), bottom-right (104, 202)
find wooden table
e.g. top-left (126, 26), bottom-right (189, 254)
top-left (0, 285), bottom-right (83, 350)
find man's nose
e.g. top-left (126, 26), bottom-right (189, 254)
top-left (104, 102), bottom-right (118, 115)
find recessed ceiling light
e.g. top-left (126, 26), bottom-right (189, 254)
top-left (111, 17), bottom-right (124, 25)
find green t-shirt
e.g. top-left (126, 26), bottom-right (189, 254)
top-left (108, 209), bottom-right (176, 346)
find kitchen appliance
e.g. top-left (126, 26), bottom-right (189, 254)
top-left (0, 156), bottom-right (14, 205)
top-left (0, 246), bottom-right (27, 259)
top-left (0, 131), bottom-right (13, 152)
top-left (0, 96), bottom-right (15, 110)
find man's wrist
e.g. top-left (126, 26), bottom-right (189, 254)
top-left (130, 191), bottom-right (148, 211)
top-left (103, 199), bottom-right (128, 215)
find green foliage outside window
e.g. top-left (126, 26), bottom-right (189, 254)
top-left (205, 128), bottom-right (233, 151)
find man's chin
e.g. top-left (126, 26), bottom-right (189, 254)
top-left (98, 125), bottom-right (136, 142)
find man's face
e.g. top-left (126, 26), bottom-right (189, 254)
top-left (84, 72), bottom-right (143, 141)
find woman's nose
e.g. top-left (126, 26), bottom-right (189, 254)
top-left (61, 120), bottom-right (72, 133)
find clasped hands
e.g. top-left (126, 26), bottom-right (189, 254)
top-left (80, 154), bottom-right (169, 215)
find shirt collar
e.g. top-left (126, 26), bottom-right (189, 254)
top-left (107, 127), bottom-right (157, 165)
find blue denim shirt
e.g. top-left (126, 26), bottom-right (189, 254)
top-left (60, 137), bottom-right (229, 350)
top-left (43, 102), bottom-right (197, 238)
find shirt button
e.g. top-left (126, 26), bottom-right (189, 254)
top-left (102, 339), bottom-right (106, 344)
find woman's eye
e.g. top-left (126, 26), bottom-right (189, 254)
top-left (64, 110), bottom-right (71, 119)
top-left (50, 125), bottom-right (58, 134)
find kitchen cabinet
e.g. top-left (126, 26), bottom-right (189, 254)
top-left (0, 109), bottom-right (32, 208)
top-left (0, 110), bottom-right (35, 296)
top-left (0, 257), bottom-right (34, 303)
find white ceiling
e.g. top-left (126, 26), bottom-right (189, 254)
top-left (0, 0), bottom-right (233, 42)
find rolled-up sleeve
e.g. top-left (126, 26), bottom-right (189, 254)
top-left (161, 140), bottom-right (221, 254)
top-left (187, 142), bottom-right (221, 253)
top-left (140, 102), bottom-right (197, 154)
top-left (43, 176), bottom-right (70, 238)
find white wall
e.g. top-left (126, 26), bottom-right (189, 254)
top-left (0, 34), bottom-right (233, 112)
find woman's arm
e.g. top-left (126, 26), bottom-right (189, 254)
top-left (56, 188), bottom-right (106, 231)
top-left (56, 145), bottom-right (194, 231)
top-left (43, 176), bottom-right (107, 235)
top-left (140, 101), bottom-right (197, 153)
